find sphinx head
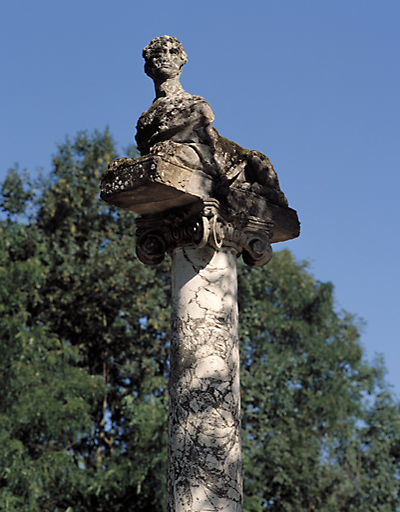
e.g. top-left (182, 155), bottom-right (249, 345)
top-left (143, 36), bottom-right (188, 81)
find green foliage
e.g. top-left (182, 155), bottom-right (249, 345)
top-left (0, 166), bottom-right (33, 216)
top-left (1, 130), bottom-right (169, 511)
top-left (0, 222), bottom-right (102, 511)
top-left (238, 253), bottom-right (400, 511)
top-left (1, 129), bottom-right (399, 511)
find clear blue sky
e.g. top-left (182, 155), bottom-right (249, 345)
top-left (1, 1), bottom-right (399, 395)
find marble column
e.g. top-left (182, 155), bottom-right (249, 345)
top-left (101, 121), bottom-right (299, 512)
top-left (101, 153), bottom-right (299, 511)
top-left (168, 245), bottom-right (242, 511)
top-left (101, 36), bottom-right (300, 510)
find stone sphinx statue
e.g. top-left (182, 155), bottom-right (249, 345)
top-left (136, 35), bottom-right (288, 208)
top-left (101, 36), bottom-right (300, 266)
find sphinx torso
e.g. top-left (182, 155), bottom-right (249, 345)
top-left (135, 91), bottom-right (288, 207)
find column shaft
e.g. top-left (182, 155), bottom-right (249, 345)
top-left (167, 245), bottom-right (242, 512)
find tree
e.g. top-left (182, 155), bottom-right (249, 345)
top-left (1, 131), bottom-right (169, 511)
top-left (1, 129), bottom-right (399, 511)
top-left (239, 252), bottom-right (400, 511)
top-left (0, 213), bottom-right (103, 511)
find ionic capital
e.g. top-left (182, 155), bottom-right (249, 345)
top-left (134, 200), bottom-right (272, 267)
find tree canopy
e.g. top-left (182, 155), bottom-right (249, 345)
top-left (1, 130), bottom-right (399, 511)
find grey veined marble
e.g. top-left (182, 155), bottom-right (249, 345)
top-left (169, 246), bottom-right (241, 511)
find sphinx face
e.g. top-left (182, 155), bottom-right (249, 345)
top-left (145, 41), bottom-right (186, 81)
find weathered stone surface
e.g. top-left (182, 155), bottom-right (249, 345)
top-left (101, 155), bottom-right (211, 214)
top-left (134, 35), bottom-right (289, 209)
top-left (101, 155), bottom-right (299, 248)
top-left (100, 34), bottom-right (300, 262)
